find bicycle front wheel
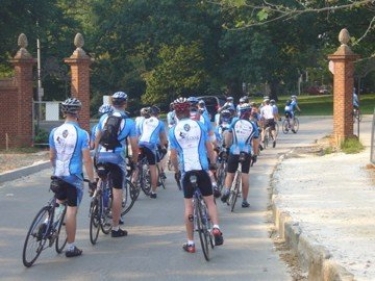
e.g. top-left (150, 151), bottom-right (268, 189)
top-left (55, 206), bottom-right (67, 253)
top-left (89, 199), bottom-right (101, 245)
top-left (22, 206), bottom-right (50, 267)
top-left (196, 202), bottom-right (210, 261)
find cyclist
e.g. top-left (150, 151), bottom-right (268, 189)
top-left (260, 97), bottom-right (277, 148)
top-left (95, 91), bottom-right (139, 237)
top-left (137, 105), bottom-right (168, 199)
top-left (90, 104), bottom-right (113, 149)
top-left (284, 96), bottom-right (301, 133)
top-left (49, 98), bottom-right (96, 257)
top-left (169, 97), bottom-right (224, 253)
top-left (188, 96), bottom-right (220, 197)
top-left (220, 103), bottom-right (259, 208)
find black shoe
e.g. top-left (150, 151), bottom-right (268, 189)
top-left (111, 228), bottom-right (128, 237)
top-left (242, 201), bottom-right (250, 208)
top-left (119, 218), bottom-right (124, 225)
top-left (150, 193), bottom-right (157, 199)
top-left (160, 172), bottom-right (167, 179)
top-left (259, 144), bottom-right (264, 151)
top-left (292, 129), bottom-right (296, 133)
top-left (65, 246), bottom-right (83, 258)
top-left (273, 140), bottom-right (276, 148)
top-left (221, 191), bottom-right (230, 203)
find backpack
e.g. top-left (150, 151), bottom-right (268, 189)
top-left (99, 113), bottom-right (123, 150)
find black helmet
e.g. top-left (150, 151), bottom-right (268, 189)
top-left (61, 98), bottom-right (82, 115)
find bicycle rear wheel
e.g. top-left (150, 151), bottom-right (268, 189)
top-left (263, 129), bottom-right (269, 148)
top-left (55, 206), bottom-right (67, 253)
top-left (196, 202), bottom-right (210, 261)
top-left (122, 179), bottom-right (138, 215)
top-left (293, 117), bottom-right (300, 133)
top-left (216, 161), bottom-right (227, 192)
top-left (22, 206), bottom-right (50, 267)
top-left (89, 198), bottom-right (101, 245)
top-left (229, 172), bottom-right (240, 212)
top-left (140, 163), bottom-right (151, 196)
top-left (282, 119), bottom-right (289, 134)
top-left (157, 165), bottom-right (166, 189)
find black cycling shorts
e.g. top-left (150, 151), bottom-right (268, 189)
top-left (182, 170), bottom-right (212, 199)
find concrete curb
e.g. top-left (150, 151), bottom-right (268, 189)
top-left (0, 161), bottom-right (50, 184)
top-left (271, 153), bottom-right (355, 281)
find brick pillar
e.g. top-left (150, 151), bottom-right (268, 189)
top-left (64, 33), bottom-right (93, 131)
top-left (328, 29), bottom-right (359, 146)
top-left (8, 33), bottom-right (36, 147)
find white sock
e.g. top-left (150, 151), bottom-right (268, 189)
top-left (112, 225), bottom-right (119, 231)
top-left (188, 240), bottom-right (194, 245)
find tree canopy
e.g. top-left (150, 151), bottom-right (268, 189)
top-left (1, 0), bottom-right (375, 113)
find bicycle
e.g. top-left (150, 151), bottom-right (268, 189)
top-left (282, 112), bottom-right (299, 134)
top-left (22, 176), bottom-right (73, 267)
top-left (90, 163), bottom-right (139, 245)
top-left (188, 172), bottom-right (215, 261)
top-left (227, 152), bottom-right (248, 212)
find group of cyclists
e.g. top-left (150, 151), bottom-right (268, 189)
top-left (47, 91), bottom-right (301, 258)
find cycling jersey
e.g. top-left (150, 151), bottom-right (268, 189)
top-left (138, 116), bottom-right (166, 151)
top-left (228, 118), bottom-right (258, 155)
top-left (49, 121), bottom-right (90, 179)
top-left (169, 118), bottom-right (209, 172)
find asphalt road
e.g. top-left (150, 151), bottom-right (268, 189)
top-left (0, 116), bottom-right (337, 281)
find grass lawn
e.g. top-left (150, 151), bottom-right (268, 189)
top-left (254, 93), bottom-right (375, 116)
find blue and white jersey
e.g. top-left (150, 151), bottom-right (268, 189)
top-left (169, 118), bottom-right (209, 172)
top-left (49, 121), bottom-right (90, 179)
top-left (138, 116), bottom-right (165, 150)
top-left (290, 100), bottom-right (298, 111)
top-left (96, 109), bottom-right (137, 159)
top-left (228, 117), bottom-right (258, 155)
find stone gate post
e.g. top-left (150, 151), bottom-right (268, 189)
top-left (328, 29), bottom-right (359, 146)
top-left (64, 33), bottom-right (92, 131)
top-left (8, 33), bottom-right (36, 147)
